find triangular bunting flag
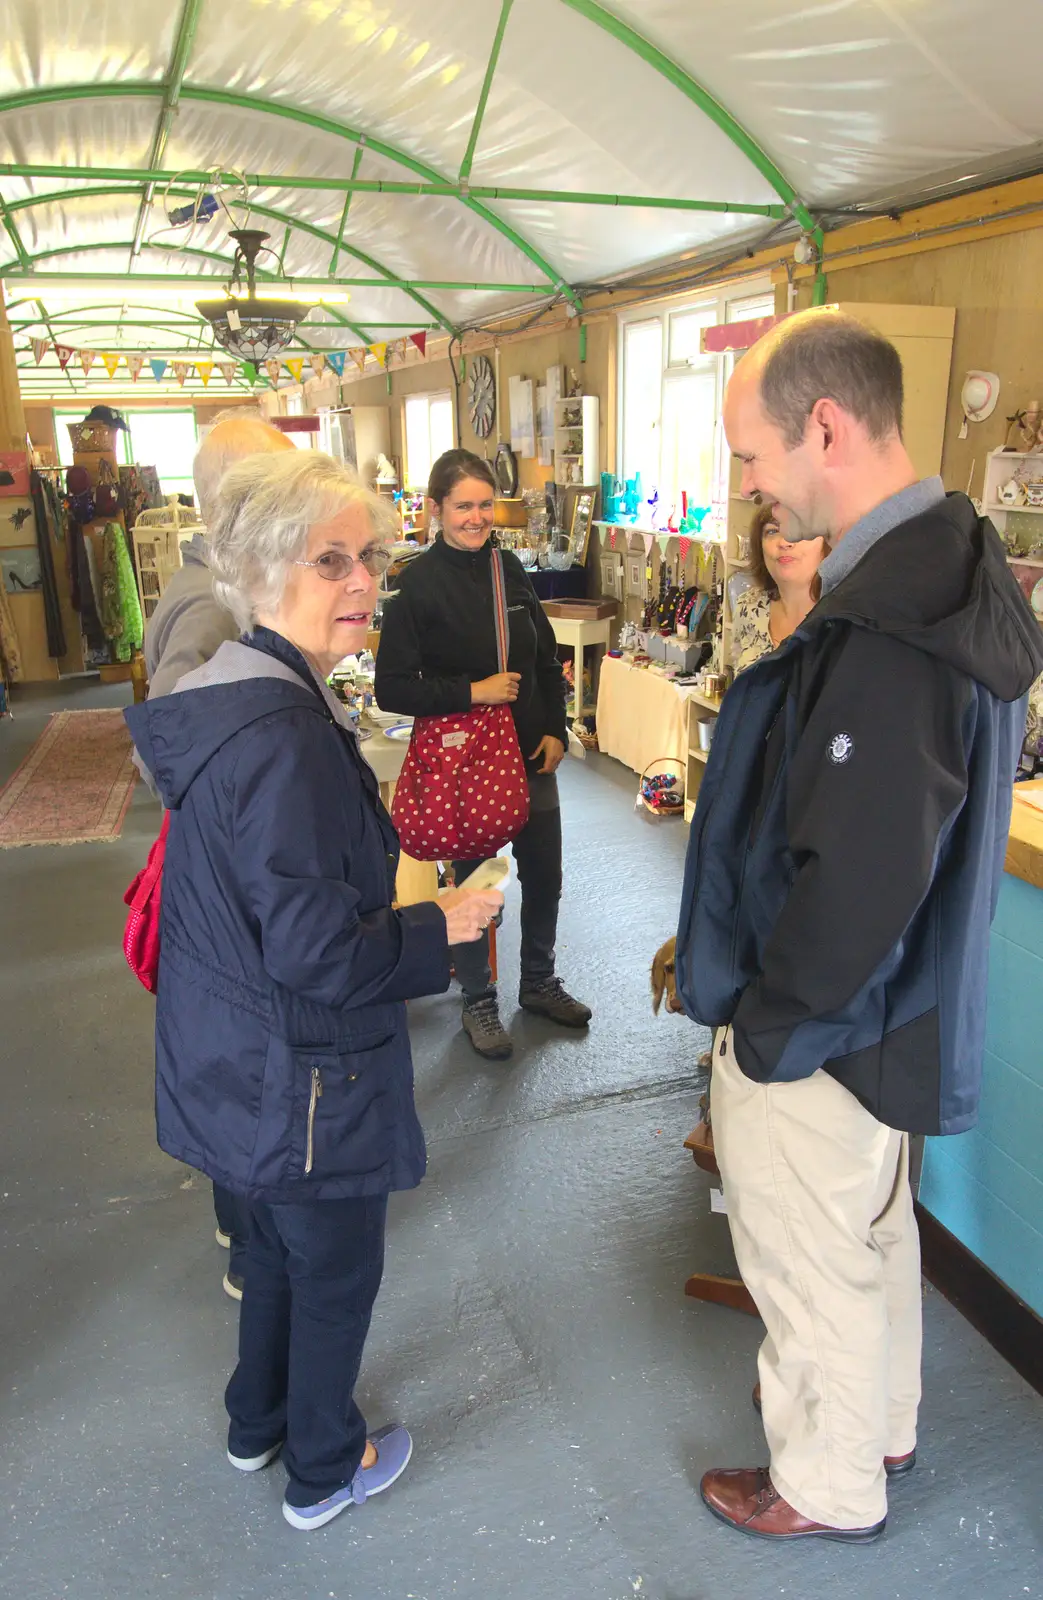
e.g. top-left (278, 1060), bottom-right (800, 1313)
top-left (242, 362), bottom-right (258, 386)
top-left (389, 338), bottom-right (407, 364)
top-left (409, 331), bottom-right (427, 358)
top-left (172, 361), bottom-right (189, 387)
top-left (285, 357), bottom-right (304, 384)
top-left (349, 347), bottom-right (367, 372)
top-left (609, 529), bottom-right (618, 549)
top-left (642, 533), bottom-right (654, 557)
top-left (55, 344), bottom-right (74, 371)
top-left (150, 358), bottom-right (168, 382)
top-left (265, 358), bottom-right (282, 384)
top-left (678, 536), bottom-right (692, 562)
top-left (310, 352), bottom-right (326, 378)
top-left (656, 534), bottom-right (672, 556)
top-left (368, 342), bottom-right (388, 368)
top-left (126, 353), bottom-right (145, 382)
top-left (102, 352), bottom-right (121, 379)
top-left (196, 360), bottom-right (213, 387)
top-left (79, 349), bottom-right (96, 376)
top-left (218, 361), bottom-right (237, 385)
top-left (327, 351), bottom-right (346, 377)
top-left (32, 338), bottom-right (48, 365)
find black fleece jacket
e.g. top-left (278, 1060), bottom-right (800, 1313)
top-left (374, 536), bottom-right (567, 769)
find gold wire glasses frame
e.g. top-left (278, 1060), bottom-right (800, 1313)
top-left (294, 547), bottom-right (393, 582)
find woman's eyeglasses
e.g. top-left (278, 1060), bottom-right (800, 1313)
top-left (294, 546), bottom-right (392, 582)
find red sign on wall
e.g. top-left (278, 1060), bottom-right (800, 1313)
top-left (0, 450), bottom-right (30, 498)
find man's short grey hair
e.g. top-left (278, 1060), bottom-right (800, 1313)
top-left (758, 310), bottom-right (904, 450)
top-left (208, 450), bottom-right (397, 633)
top-left (192, 412), bottom-right (292, 521)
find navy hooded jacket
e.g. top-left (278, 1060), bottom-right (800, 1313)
top-left (125, 627), bottom-right (451, 1202)
top-left (675, 496), bottom-right (1043, 1136)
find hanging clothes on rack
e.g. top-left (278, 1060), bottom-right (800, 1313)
top-left (98, 521), bottom-right (143, 663)
top-left (29, 469), bottom-right (67, 661)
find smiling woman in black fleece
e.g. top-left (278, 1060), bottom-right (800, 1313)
top-left (375, 449), bottom-right (591, 1060)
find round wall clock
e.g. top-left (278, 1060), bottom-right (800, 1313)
top-left (468, 354), bottom-right (496, 439)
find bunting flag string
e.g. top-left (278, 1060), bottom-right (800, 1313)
top-left (150, 358), bottom-right (168, 383)
top-left (677, 535), bottom-right (692, 562)
top-left (389, 338), bottom-right (407, 364)
top-left (368, 342), bottom-right (388, 368)
top-left (349, 347), bottom-right (367, 372)
top-left (101, 352), bottom-right (121, 379)
top-left (172, 361), bottom-right (189, 388)
top-left (409, 331), bottom-right (427, 358)
top-left (642, 533), bottom-right (654, 557)
top-left (31, 338), bottom-right (48, 365)
top-left (126, 353), bottom-right (145, 382)
top-left (285, 357), bottom-right (304, 384)
top-left (55, 345), bottom-right (74, 371)
top-left (310, 352), bottom-right (326, 378)
top-left (195, 360), bottom-right (213, 388)
top-left (656, 534), bottom-right (672, 557)
top-left (327, 351), bottom-right (346, 377)
top-left (78, 349), bottom-right (96, 377)
top-left (218, 361), bottom-right (237, 386)
top-left (265, 358), bottom-right (282, 384)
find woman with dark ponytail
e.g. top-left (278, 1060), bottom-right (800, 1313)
top-left (375, 449), bottom-right (591, 1059)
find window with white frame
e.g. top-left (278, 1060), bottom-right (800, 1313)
top-left (618, 288), bottom-right (774, 520)
top-left (404, 390), bottom-right (455, 492)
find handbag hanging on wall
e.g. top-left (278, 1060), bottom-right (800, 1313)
top-left (391, 549), bottom-right (531, 862)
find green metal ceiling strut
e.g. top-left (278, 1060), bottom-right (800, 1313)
top-left (0, 192), bottom-right (30, 270)
top-left (0, 182), bottom-right (457, 340)
top-left (0, 161), bottom-right (785, 218)
top-left (0, 82), bottom-right (582, 310)
top-left (460, 0), bottom-right (514, 184)
top-left (131, 0), bottom-right (205, 262)
top-left (557, 0), bottom-right (816, 237)
top-left (330, 147), bottom-right (365, 276)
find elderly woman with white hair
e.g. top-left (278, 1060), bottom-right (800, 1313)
top-left (126, 450), bottom-right (502, 1532)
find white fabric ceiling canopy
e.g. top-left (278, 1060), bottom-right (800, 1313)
top-left (3, 0), bottom-right (1043, 383)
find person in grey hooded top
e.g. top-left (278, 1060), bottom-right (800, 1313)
top-left (143, 412), bottom-right (294, 697)
top-left (142, 411), bottom-right (294, 1299)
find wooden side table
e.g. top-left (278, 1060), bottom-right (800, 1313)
top-left (546, 614), bottom-right (612, 721)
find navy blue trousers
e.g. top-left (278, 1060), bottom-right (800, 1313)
top-left (225, 1195), bottom-right (387, 1506)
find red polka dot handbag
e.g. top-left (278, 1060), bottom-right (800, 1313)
top-left (391, 549), bottom-right (530, 861)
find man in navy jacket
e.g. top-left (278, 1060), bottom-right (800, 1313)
top-left (677, 310), bottom-right (1043, 1544)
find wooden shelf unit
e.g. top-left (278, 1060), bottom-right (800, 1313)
top-left (683, 691), bottom-right (724, 823)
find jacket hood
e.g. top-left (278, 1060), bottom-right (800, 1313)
top-left (810, 492), bottom-right (1043, 703)
top-left (125, 638), bottom-right (319, 809)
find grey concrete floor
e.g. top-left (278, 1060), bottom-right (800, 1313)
top-left (0, 677), bottom-right (1040, 1600)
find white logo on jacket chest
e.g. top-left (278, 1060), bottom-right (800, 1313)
top-left (828, 732), bottom-right (854, 765)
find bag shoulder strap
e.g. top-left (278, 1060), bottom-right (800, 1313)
top-left (490, 547), bottom-right (510, 674)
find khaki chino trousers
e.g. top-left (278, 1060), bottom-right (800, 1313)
top-left (711, 1027), bottom-right (922, 1529)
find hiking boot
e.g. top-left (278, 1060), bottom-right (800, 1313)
top-left (518, 977), bottom-right (592, 1028)
top-left (461, 996), bottom-right (513, 1060)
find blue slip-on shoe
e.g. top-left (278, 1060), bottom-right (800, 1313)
top-left (227, 1441), bottom-right (283, 1472)
top-left (281, 1424), bottom-right (413, 1531)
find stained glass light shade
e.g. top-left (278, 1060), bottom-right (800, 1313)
top-left (195, 228), bottom-right (315, 363)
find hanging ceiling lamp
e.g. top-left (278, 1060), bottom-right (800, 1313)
top-left (195, 228), bottom-right (316, 362)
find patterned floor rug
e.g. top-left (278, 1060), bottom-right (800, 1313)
top-left (0, 708), bottom-right (138, 847)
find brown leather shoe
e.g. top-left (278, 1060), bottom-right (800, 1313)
top-left (700, 1466), bottom-right (885, 1543)
top-left (751, 1384), bottom-right (917, 1477)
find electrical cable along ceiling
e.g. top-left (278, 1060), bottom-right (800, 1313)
top-left (3, 0), bottom-right (1043, 394)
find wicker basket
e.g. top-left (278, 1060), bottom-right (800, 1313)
top-left (67, 420), bottom-right (118, 454)
top-left (637, 756), bottom-right (685, 817)
top-left (571, 720), bottom-right (599, 751)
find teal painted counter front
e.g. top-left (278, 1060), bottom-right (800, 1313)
top-left (919, 870), bottom-right (1043, 1318)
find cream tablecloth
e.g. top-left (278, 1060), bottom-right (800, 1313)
top-left (595, 655), bottom-right (691, 777)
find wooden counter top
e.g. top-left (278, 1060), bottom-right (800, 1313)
top-left (1006, 778), bottom-right (1043, 891)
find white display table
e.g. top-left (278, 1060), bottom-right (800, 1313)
top-left (595, 655), bottom-right (697, 777)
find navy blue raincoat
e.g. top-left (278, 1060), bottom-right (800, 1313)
top-left (125, 627), bottom-right (450, 1202)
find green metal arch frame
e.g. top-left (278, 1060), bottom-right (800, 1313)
top-left (0, 81), bottom-right (579, 310)
top-left (3, 183), bottom-right (455, 340)
top-left (558, 0), bottom-right (825, 294)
